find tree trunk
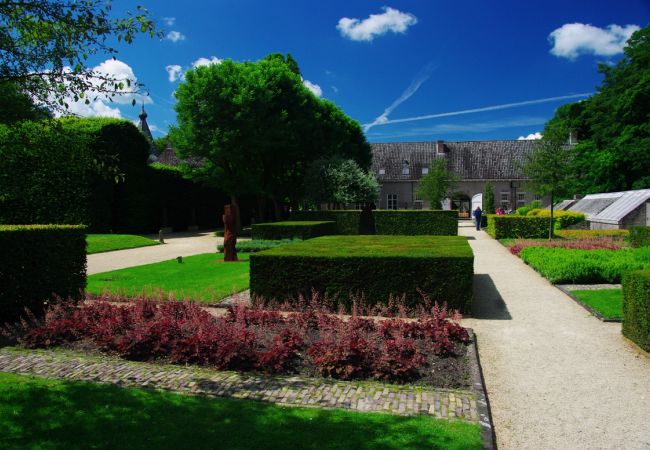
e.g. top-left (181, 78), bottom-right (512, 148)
top-left (549, 191), bottom-right (554, 240)
top-left (230, 195), bottom-right (242, 232)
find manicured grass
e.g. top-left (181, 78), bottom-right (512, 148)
top-left (570, 289), bottom-right (622, 320)
top-left (87, 234), bottom-right (159, 254)
top-left (0, 372), bottom-right (482, 450)
top-left (87, 253), bottom-right (249, 303)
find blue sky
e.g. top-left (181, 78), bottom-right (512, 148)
top-left (72, 0), bottom-right (650, 142)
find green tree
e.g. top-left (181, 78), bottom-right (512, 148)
top-left (482, 181), bottom-right (495, 214)
top-left (0, 0), bottom-right (159, 112)
top-left (522, 128), bottom-right (574, 239)
top-left (543, 24), bottom-right (650, 193)
top-left (0, 82), bottom-right (51, 124)
top-left (417, 159), bottom-right (458, 209)
top-left (304, 156), bottom-right (379, 208)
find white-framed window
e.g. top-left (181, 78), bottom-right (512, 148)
top-left (422, 167), bottom-right (429, 175)
top-left (413, 200), bottom-right (424, 210)
top-left (534, 193), bottom-right (542, 201)
top-left (387, 193), bottom-right (398, 210)
top-left (402, 167), bottom-right (410, 175)
top-left (500, 191), bottom-right (510, 208)
top-left (517, 192), bottom-right (527, 206)
top-left (378, 169), bottom-right (385, 175)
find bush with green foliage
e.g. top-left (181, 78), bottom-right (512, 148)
top-left (252, 221), bottom-right (336, 240)
top-left (486, 215), bottom-right (549, 239)
top-left (515, 200), bottom-right (542, 216)
top-left (519, 247), bottom-right (650, 283)
top-left (218, 239), bottom-right (301, 253)
top-left (290, 210), bottom-right (361, 234)
top-left (374, 211), bottom-right (458, 235)
top-left (526, 209), bottom-right (585, 229)
top-left (630, 226), bottom-right (650, 248)
top-left (250, 235), bottom-right (474, 313)
top-left (483, 182), bottom-right (495, 214)
top-left (622, 270), bottom-right (650, 351)
top-left (0, 225), bottom-right (86, 322)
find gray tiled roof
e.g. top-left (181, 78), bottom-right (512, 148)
top-left (156, 145), bottom-right (205, 168)
top-left (371, 140), bottom-right (538, 181)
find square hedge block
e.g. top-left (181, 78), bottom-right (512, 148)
top-left (252, 221), bottom-right (337, 240)
top-left (250, 235), bottom-right (473, 313)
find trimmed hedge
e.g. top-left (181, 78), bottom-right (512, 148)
top-left (0, 225), bottom-right (86, 322)
top-left (289, 210), bottom-right (361, 234)
top-left (526, 209), bottom-right (586, 229)
top-left (217, 239), bottom-right (301, 253)
top-left (519, 247), bottom-right (650, 283)
top-left (250, 235), bottom-right (474, 313)
top-left (252, 221), bottom-right (336, 240)
top-left (486, 215), bottom-right (550, 239)
top-left (622, 270), bottom-right (650, 352)
top-left (374, 210), bottom-right (458, 235)
top-left (630, 226), bottom-right (650, 248)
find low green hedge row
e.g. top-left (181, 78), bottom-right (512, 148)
top-left (622, 270), bottom-right (650, 352)
top-left (373, 211), bottom-right (458, 235)
top-left (486, 215), bottom-right (550, 239)
top-left (289, 210), bottom-right (458, 235)
top-left (630, 226), bottom-right (650, 248)
top-left (217, 239), bottom-right (301, 253)
top-left (250, 235), bottom-right (474, 313)
top-left (252, 221), bottom-right (337, 240)
top-left (0, 225), bottom-right (87, 322)
top-left (526, 209), bottom-right (586, 229)
top-left (289, 210), bottom-right (362, 234)
top-left (519, 247), bottom-right (650, 283)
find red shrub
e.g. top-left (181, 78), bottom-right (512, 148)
top-left (509, 238), bottom-right (622, 256)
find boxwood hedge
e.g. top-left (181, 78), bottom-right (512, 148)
top-left (486, 215), bottom-right (549, 239)
top-left (0, 225), bottom-right (86, 322)
top-left (250, 235), bottom-right (474, 313)
top-left (526, 209), bottom-right (586, 229)
top-left (252, 221), bottom-right (337, 240)
top-left (622, 270), bottom-right (650, 352)
top-left (630, 226), bottom-right (650, 248)
top-left (374, 210), bottom-right (458, 235)
top-left (289, 210), bottom-right (361, 234)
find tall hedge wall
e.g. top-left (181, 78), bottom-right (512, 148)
top-left (0, 118), bottom-right (227, 233)
top-left (622, 270), bottom-right (650, 352)
top-left (289, 210), bottom-right (361, 234)
top-left (526, 209), bottom-right (586, 229)
top-left (250, 235), bottom-right (474, 313)
top-left (374, 210), bottom-right (458, 235)
top-left (486, 215), bottom-right (550, 239)
top-left (630, 226), bottom-right (650, 248)
top-left (0, 225), bottom-right (86, 323)
top-left (252, 221), bottom-right (337, 240)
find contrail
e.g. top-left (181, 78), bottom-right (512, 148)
top-left (364, 63), bottom-right (438, 132)
top-left (363, 93), bottom-right (591, 128)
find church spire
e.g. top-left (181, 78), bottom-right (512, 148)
top-left (138, 103), bottom-right (153, 142)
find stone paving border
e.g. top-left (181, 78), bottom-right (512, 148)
top-left (555, 285), bottom-right (622, 323)
top-left (467, 331), bottom-right (497, 450)
top-left (0, 347), bottom-right (480, 423)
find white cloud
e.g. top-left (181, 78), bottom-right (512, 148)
top-left (51, 59), bottom-right (151, 118)
top-left (549, 23), bottom-right (639, 60)
top-left (192, 56), bottom-right (222, 67)
top-left (518, 132), bottom-right (543, 140)
top-left (166, 30), bottom-right (186, 43)
top-left (162, 17), bottom-right (176, 26)
top-left (302, 78), bottom-right (322, 97)
top-left (165, 64), bottom-right (183, 82)
top-left (331, 85), bottom-right (339, 93)
top-left (337, 7), bottom-right (417, 42)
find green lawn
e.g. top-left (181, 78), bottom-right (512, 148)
top-left (0, 372), bottom-right (481, 450)
top-left (87, 234), bottom-right (159, 254)
top-left (87, 253), bottom-right (249, 303)
top-left (570, 288), bottom-right (622, 320)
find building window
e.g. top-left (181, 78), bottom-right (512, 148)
top-left (422, 167), bottom-right (429, 175)
top-left (534, 193), bottom-right (541, 201)
top-left (413, 200), bottom-right (423, 210)
top-left (402, 167), bottom-right (410, 175)
top-left (500, 192), bottom-right (510, 208)
top-left (387, 194), bottom-right (398, 210)
top-left (517, 192), bottom-right (526, 206)
top-left (378, 169), bottom-right (385, 175)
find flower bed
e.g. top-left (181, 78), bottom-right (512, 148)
top-left (10, 295), bottom-right (471, 387)
top-left (507, 237), bottom-right (623, 256)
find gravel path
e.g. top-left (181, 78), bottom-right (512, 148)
top-left (460, 222), bottom-right (650, 450)
top-left (87, 231), bottom-right (223, 275)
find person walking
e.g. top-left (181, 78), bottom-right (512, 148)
top-left (473, 206), bottom-right (483, 231)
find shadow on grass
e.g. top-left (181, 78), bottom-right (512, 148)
top-left (0, 373), bottom-right (481, 450)
top-left (471, 274), bottom-right (512, 320)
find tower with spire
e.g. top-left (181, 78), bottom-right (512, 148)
top-left (137, 104), bottom-right (158, 162)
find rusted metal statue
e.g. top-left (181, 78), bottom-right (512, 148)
top-left (222, 204), bottom-right (238, 262)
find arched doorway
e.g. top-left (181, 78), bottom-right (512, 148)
top-left (471, 193), bottom-right (482, 212)
top-left (451, 192), bottom-right (471, 218)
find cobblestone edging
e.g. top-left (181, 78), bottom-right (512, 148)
top-left (0, 347), bottom-right (478, 423)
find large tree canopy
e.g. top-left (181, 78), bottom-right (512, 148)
top-left (0, 0), bottom-right (159, 112)
top-left (304, 156), bottom-right (379, 207)
top-left (416, 158), bottom-right (458, 209)
top-left (172, 54), bottom-right (371, 220)
top-left (544, 24), bottom-right (650, 194)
